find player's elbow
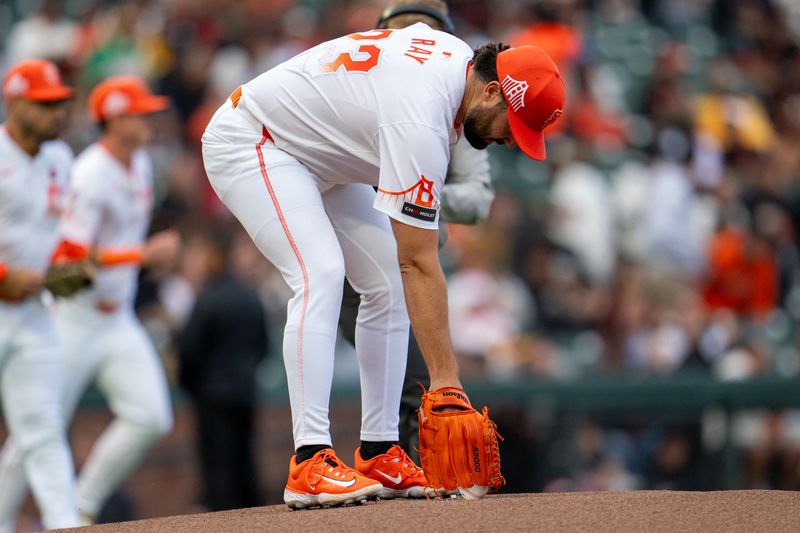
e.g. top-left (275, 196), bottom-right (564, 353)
top-left (473, 199), bottom-right (493, 224)
top-left (397, 247), bottom-right (440, 279)
top-left (440, 181), bottom-right (495, 225)
top-left (473, 183), bottom-right (495, 223)
top-left (397, 255), bottom-right (424, 277)
top-left (141, 415), bottom-right (173, 445)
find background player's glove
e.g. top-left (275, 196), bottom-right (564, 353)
top-left (417, 386), bottom-right (505, 499)
top-left (44, 260), bottom-right (95, 297)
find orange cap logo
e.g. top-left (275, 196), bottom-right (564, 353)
top-left (101, 91), bottom-right (131, 118)
top-left (501, 75), bottom-right (529, 113)
top-left (4, 74), bottom-right (28, 97)
top-left (542, 108), bottom-right (563, 130)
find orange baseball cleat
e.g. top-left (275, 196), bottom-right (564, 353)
top-left (354, 444), bottom-right (437, 499)
top-left (284, 448), bottom-right (382, 509)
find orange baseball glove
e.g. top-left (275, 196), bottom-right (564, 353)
top-left (417, 386), bottom-right (505, 499)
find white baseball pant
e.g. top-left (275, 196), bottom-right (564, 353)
top-left (202, 102), bottom-right (410, 449)
top-left (0, 298), bottom-right (79, 531)
top-left (0, 302), bottom-right (172, 520)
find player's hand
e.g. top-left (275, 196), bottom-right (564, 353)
top-left (0, 268), bottom-right (45, 302)
top-left (143, 229), bottom-right (182, 270)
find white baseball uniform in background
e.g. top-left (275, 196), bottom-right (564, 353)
top-left (435, 134), bottom-right (494, 248)
top-left (0, 142), bottom-right (173, 521)
top-left (0, 126), bottom-right (80, 531)
top-left (441, 135), bottom-right (493, 225)
top-left (202, 23), bottom-right (473, 448)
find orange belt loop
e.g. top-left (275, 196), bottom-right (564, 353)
top-left (230, 86), bottom-right (243, 108)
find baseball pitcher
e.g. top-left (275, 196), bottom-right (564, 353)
top-left (202, 22), bottom-right (564, 508)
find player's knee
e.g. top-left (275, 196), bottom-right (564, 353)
top-left (308, 258), bottom-right (346, 294)
top-left (134, 414), bottom-right (172, 445)
top-left (360, 271), bottom-right (405, 309)
top-left (128, 402), bottom-right (173, 442)
top-left (11, 411), bottom-right (67, 454)
top-left (148, 409), bottom-right (173, 438)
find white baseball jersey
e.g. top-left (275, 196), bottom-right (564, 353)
top-left (236, 23), bottom-right (473, 229)
top-left (59, 144), bottom-right (153, 309)
top-left (0, 125), bottom-right (71, 274)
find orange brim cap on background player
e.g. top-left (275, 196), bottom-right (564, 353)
top-left (496, 46), bottom-right (566, 160)
top-left (89, 76), bottom-right (169, 121)
top-left (3, 59), bottom-right (73, 102)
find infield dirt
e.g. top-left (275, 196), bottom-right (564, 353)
top-left (61, 490), bottom-right (800, 533)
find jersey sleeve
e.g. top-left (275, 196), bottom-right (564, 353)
top-left (59, 164), bottom-right (105, 247)
top-left (374, 122), bottom-right (449, 230)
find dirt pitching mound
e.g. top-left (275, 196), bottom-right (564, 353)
top-left (62, 490), bottom-right (800, 533)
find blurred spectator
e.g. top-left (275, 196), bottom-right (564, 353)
top-left (509, 1), bottom-right (582, 72)
top-left (5, 0), bottom-right (77, 65)
top-left (178, 227), bottom-right (269, 511)
top-left (694, 60), bottom-right (777, 155)
top-left (642, 127), bottom-right (709, 277)
top-left (447, 228), bottom-right (535, 380)
top-left (702, 221), bottom-right (778, 318)
top-left (547, 143), bottom-right (616, 285)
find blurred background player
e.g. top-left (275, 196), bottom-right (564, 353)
top-left (337, 0), bottom-right (494, 460)
top-left (0, 59), bottom-right (80, 531)
top-left (178, 226), bottom-right (269, 512)
top-left (0, 75), bottom-right (179, 526)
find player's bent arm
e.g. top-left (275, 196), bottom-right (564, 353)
top-left (95, 230), bottom-right (182, 268)
top-left (52, 230), bottom-right (180, 269)
top-left (390, 218), bottom-right (462, 391)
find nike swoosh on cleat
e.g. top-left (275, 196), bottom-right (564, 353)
top-left (321, 476), bottom-right (357, 488)
top-left (375, 470), bottom-right (403, 485)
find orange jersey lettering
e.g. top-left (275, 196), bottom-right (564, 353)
top-left (404, 38), bottom-right (437, 65)
top-left (407, 46), bottom-right (433, 56)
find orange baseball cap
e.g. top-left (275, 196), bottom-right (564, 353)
top-left (496, 46), bottom-right (566, 160)
top-left (3, 59), bottom-right (73, 102)
top-left (89, 76), bottom-right (169, 121)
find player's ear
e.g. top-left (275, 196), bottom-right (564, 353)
top-left (482, 80), bottom-right (504, 105)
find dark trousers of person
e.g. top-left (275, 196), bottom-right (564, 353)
top-left (194, 400), bottom-right (262, 511)
top-left (339, 281), bottom-right (429, 462)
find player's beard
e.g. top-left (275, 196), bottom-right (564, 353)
top-left (21, 112), bottom-right (64, 143)
top-left (463, 104), bottom-right (497, 150)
